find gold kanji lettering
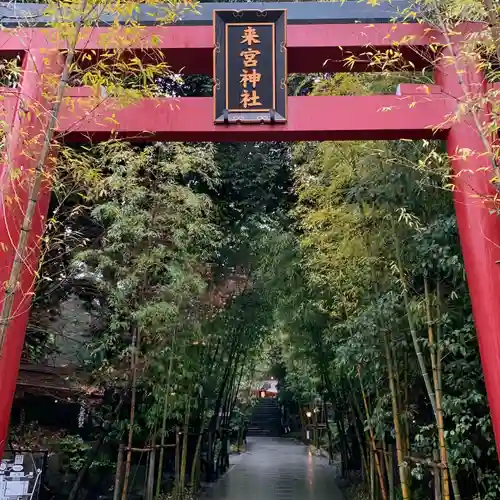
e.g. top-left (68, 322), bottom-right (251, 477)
top-left (240, 89), bottom-right (262, 108)
top-left (241, 26), bottom-right (260, 46)
top-left (240, 69), bottom-right (262, 89)
top-left (240, 48), bottom-right (261, 68)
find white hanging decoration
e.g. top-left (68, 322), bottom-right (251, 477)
top-left (78, 405), bottom-right (87, 428)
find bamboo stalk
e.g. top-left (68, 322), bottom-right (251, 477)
top-left (358, 204), bottom-right (399, 497)
top-left (402, 350), bottom-right (410, 457)
top-left (347, 383), bottom-right (370, 483)
top-left (393, 227), bottom-right (437, 418)
top-left (390, 330), bottom-right (408, 458)
top-left (424, 278), bottom-right (450, 500)
top-left (353, 406), bottom-right (369, 481)
top-left (121, 327), bottom-right (141, 500)
top-left (436, 281), bottom-right (461, 500)
top-left (190, 392), bottom-right (208, 491)
top-left (358, 368), bottom-right (388, 500)
top-left (190, 431), bottom-right (203, 491)
top-left (155, 338), bottom-right (175, 499)
top-left (396, 227), bottom-right (460, 500)
top-left (382, 331), bottom-right (410, 500)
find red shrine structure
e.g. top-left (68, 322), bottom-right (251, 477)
top-left (0, 0), bottom-right (499, 460)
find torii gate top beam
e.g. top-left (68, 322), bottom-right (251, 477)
top-left (0, 0), bottom-right (442, 140)
top-left (0, 1), bottom-right (433, 73)
top-left (0, 1), bottom-right (415, 27)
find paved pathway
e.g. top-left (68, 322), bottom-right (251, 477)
top-left (204, 437), bottom-right (344, 500)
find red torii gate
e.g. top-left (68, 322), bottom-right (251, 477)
top-left (0, 2), bottom-right (499, 460)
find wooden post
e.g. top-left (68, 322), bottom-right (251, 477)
top-left (388, 444), bottom-right (395, 500)
top-left (299, 408), bottom-right (307, 443)
top-left (146, 438), bottom-right (157, 500)
top-left (433, 450), bottom-right (442, 500)
top-left (370, 447), bottom-right (375, 500)
top-left (113, 444), bottom-right (125, 500)
top-left (175, 426), bottom-right (180, 499)
top-left (377, 446), bottom-right (384, 500)
top-left (207, 431), bottom-right (213, 482)
top-left (314, 411), bottom-right (319, 449)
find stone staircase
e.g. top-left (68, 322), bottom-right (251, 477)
top-left (247, 398), bottom-right (281, 437)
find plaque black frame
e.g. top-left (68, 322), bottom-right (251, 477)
top-left (213, 9), bottom-right (287, 124)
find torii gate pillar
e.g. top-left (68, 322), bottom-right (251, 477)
top-left (0, 48), bottom-right (62, 455)
top-left (437, 48), bottom-right (500, 449)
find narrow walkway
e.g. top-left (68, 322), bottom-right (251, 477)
top-left (204, 437), bottom-right (344, 500)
